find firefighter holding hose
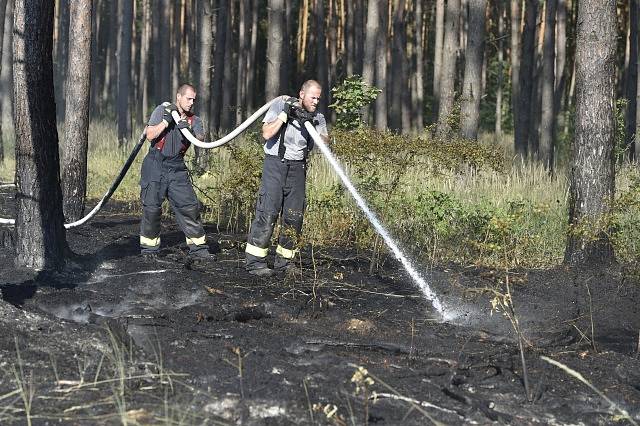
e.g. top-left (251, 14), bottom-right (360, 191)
top-left (245, 80), bottom-right (329, 277)
top-left (139, 84), bottom-right (215, 260)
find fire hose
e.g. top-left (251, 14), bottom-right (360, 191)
top-left (0, 98), bottom-right (278, 229)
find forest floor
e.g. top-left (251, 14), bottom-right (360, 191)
top-left (1, 188), bottom-right (640, 425)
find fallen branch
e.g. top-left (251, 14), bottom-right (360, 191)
top-left (370, 392), bottom-right (462, 417)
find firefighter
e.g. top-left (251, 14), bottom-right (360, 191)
top-left (139, 83), bottom-right (215, 259)
top-left (245, 80), bottom-right (329, 277)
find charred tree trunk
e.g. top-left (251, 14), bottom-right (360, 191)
top-left (412, 0), bottom-right (424, 130)
top-left (62, 0), bottom-right (92, 222)
top-left (539, 0), bottom-right (557, 170)
top-left (138, 0), bottom-right (150, 121)
top-left (117, 0), bottom-right (133, 145)
top-left (0, 0), bottom-right (7, 162)
top-left (460, 0), bottom-right (486, 140)
top-left (436, 0), bottom-right (460, 137)
top-left (265, 0), bottom-right (284, 99)
top-left (316, 0), bottom-right (329, 116)
top-left (564, 0), bottom-right (616, 266)
top-left (13, 0), bottom-right (67, 270)
top-left (54, 0), bottom-right (69, 121)
top-left (510, 0), bottom-right (521, 148)
top-left (247, 0), bottom-right (258, 112)
top-left (235, 0), bottom-right (247, 124)
top-left (514, 0), bottom-right (537, 158)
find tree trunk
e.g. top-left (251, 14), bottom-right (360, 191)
top-left (433, 0), bottom-right (445, 116)
top-left (625, 0), bottom-right (638, 160)
top-left (539, 0), bottom-right (557, 170)
top-left (54, 0), bottom-right (69, 121)
top-left (375, 0), bottom-right (388, 129)
top-left (554, 0), bottom-right (566, 142)
top-left (103, 0), bottom-right (117, 116)
top-left (138, 0), bottom-right (150, 121)
top-left (510, 0), bottom-right (521, 148)
top-left (197, 0), bottom-right (213, 129)
top-left (159, 2), bottom-right (171, 100)
top-left (316, 0), bottom-right (329, 116)
top-left (62, 0), bottom-right (92, 222)
top-left (116, 0), bottom-right (132, 145)
top-left (220, 0), bottom-right (234, 130)
top-left (436, 0), bottom-right (460, 137)
top-left (13, 0), bottom-right (67, 270)
top-left (514, 0), bottom-right (537, 158)
top-left (564, 0), bottom-right (616, 266)
top-left (495, 2), bottom-right (504, 136)
top-left (0, 0), bottom-right (7, 162)
top-left (412, 0), bottom-right (424, 130)
top-left (390, 0), bottom-right (407, 132)
top-left (210, 0), bottom-right (228, 134)
top-left (0, 0), bottom-right (13, 142)
top-left (265, 0), bottom-right (284, 99)
top-left (235, 0), bottom-right (247, 124)
top-left (460, 0), bottom-right (486, 140)
top-left (171, 0), bottom-right (181, 93)
top-left (247, 0), bottom-right (258, 112)
top-left (637, 0), bottom-right (640, 159)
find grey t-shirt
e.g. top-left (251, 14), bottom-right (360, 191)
top-left (262, 97), bottom-right (328, 161)
top-left (148, 103), bottom-right (205, 158)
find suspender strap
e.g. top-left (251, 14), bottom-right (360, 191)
top-left (277, 122), bottom-right (288, 160)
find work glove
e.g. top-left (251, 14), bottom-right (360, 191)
top-left (162, 104), bottom-right (178, 126)
top-left (278, 97), bottom-right (298, 124)
top-left (176, 119), bottom-right (195, 136)
top-left (291, 106), bottom-right (315, 125)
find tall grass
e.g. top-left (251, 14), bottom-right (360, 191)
top-left (1, 121), bottom-right (639, 268)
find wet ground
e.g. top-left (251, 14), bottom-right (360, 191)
top-left (1, 192), bottom-right (640, 425)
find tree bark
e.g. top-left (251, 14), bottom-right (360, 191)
top-left (62, 0), bottom-right (92, 222)
top-left (116, 0), bottom-right (133, 145)
top-left (514, 0), bottom-right (537, 158)
top-left (0, 0), bottom-right (7, 162)
top-left (197, 0), bottom-right (213, 131)
top-left (436, 0), bottom-right (460, 137)
top-left (495, 2), bottom-right (504, 136)
top-left (138, 0), bottom-right (150, 121)
top-left (510, 0), bottom-right (521, 148)
top-left (460, 0), bottom-right (486, 140)
top-left (159, 2), bottom-right (171, 100)
top-left (236, 0), bottom-right (247, 124)
top-left (412, 0), bottom-right (424, 130)
top-left (375, 0), bottom-right (388, 129)
top-left (13, 0), bottom-right (67, 270)
top-left (564, 0), bottom-right (616, 266)
top-left (247, 0), bottom-right (258, 112)
top-left (210, 0), bottom-right (228, 134)
top-left (390, 0), bottom-right (407, 132)
top-left (433, 0), bottom-right (445, 116)
top-left (625, 0), bottom-right (638, 160)
top-left (54, 0), bottom-right (69, 121)
top-left (539, 0), bottom-right (557, 170)
top-left (265, 0), bottom-right (284, 100)
top-left (316, 0), bottom-right (329, 116)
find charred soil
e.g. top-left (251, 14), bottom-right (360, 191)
top-left (1, 197), bottom-right (639, 425)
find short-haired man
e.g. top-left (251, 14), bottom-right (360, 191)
top-left (139, 84), bottom-right (215, 259)
top-left (245, 80), bottom-right (329, 276)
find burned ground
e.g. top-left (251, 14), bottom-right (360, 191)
top-left (1, 191), bottom-right (639, 425)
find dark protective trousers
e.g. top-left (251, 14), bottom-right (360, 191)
top-left (139, 149), bottom-right (207, 254)
top-left (245, 155), bottom-right (306, 270)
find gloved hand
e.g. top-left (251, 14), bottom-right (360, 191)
top-left (278, 97), bottom-right (299, 124)
top-left (291, 106), bottom-right (315, 125)
top-left (162, 104), bottom-right (178, 126)
top-left (176, 119), bottom-right (191, 130)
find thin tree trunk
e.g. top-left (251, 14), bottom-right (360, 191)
top-left (247, 0), bottom-right (258, 112)
top-left (210, 0), bottom-right (228, 134)
top-left (297, 0), bottom-right (309, 73)
top-left (433, 0), bottom-right (445, 116)
top-left (565, 0), bottom-right (616, 266)
top-left (138, 0), bottom-right (150, 121)
top-left (460, 0), bottom-right (487, 140)
top-left (159, 3), bottom-right (171, 100)
top-left (514, 0), bottom-right (537, 158)
top-left (436, 0), bottom-right (460, 137)
top-left (194, 0), bottom-right (213, 169)
top-left (412, 0), bottom-right (425, 130)
top-left (117, 0), bottom-right (133, 145)
top-left (13, 0), bottom-right (67, 270)
top-left (236, 0), bottom-right (247, 124)
top-left (316, 0), bottom-right (329, 115)
top-left (62, 0), bottom-right (92, 222)
top-left (554, 0), bottom-right (566, 141)
top-left (539, 0), bottom-right (557, 169)
top-left (510, 0), bottom-right (521, 148)
top-left (221, 0), bottom-right (234, 130)
top-left (375, 0), bottom-right (388, 129)
top-left (362, 0), bottom-right (379, 123)
top-left (390, 0), bottom-right (406, 132)
top-left (171, 0), bottom-right (181, 92)
top-left (54, 0), bottom-right (69, 121)
top-left (495, 2), bottom-right (504, 136)
top-left (625, 0), bottom-right (638, 160)
top-left (104, 0), bottom-right (118, 115)
top-left (265, 0), bottom-right (284, 99)
top-left (0, 0), bottom-right (7, 162)
top-left (637, 0), bottom-right (640, 159)
top-left (354, 0), bottom-right (364, 75)
top-left (345, 0), bottom-right (355, 75)
top-left (0, 0), bottom-right (12, 138)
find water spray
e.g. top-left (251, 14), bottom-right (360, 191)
top-left (304, 122), bottom-right (446, 317)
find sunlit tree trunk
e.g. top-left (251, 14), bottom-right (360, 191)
top-left (362, 0), bottom-right (379, 124)
top-left (193, 0), bottom-right (213, 168)
top-left (375, 0), bottom-right (388, 129)
top-left (265, 0), bottom-right (284, 99)
top-left (433, 0), bottom-right (445, 116)
top-left (495, 2), bottom-right (504, 136)
top-left (565, 0), bottom-right (616, 266)
top-left (436, 0), bottom-right (460, 137)
top-left (460, 0), bottom-right (486, 140)
top-left (510, 0), bottom-right (521, 149)
top-left (117, 0), bottom-right (132, 145)
top-left (539, 0), bottom-right (557, 170)
top-left (13, 0), bottom-right (67, 270)
top-left (62, 0), bottom-right (92, 222)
